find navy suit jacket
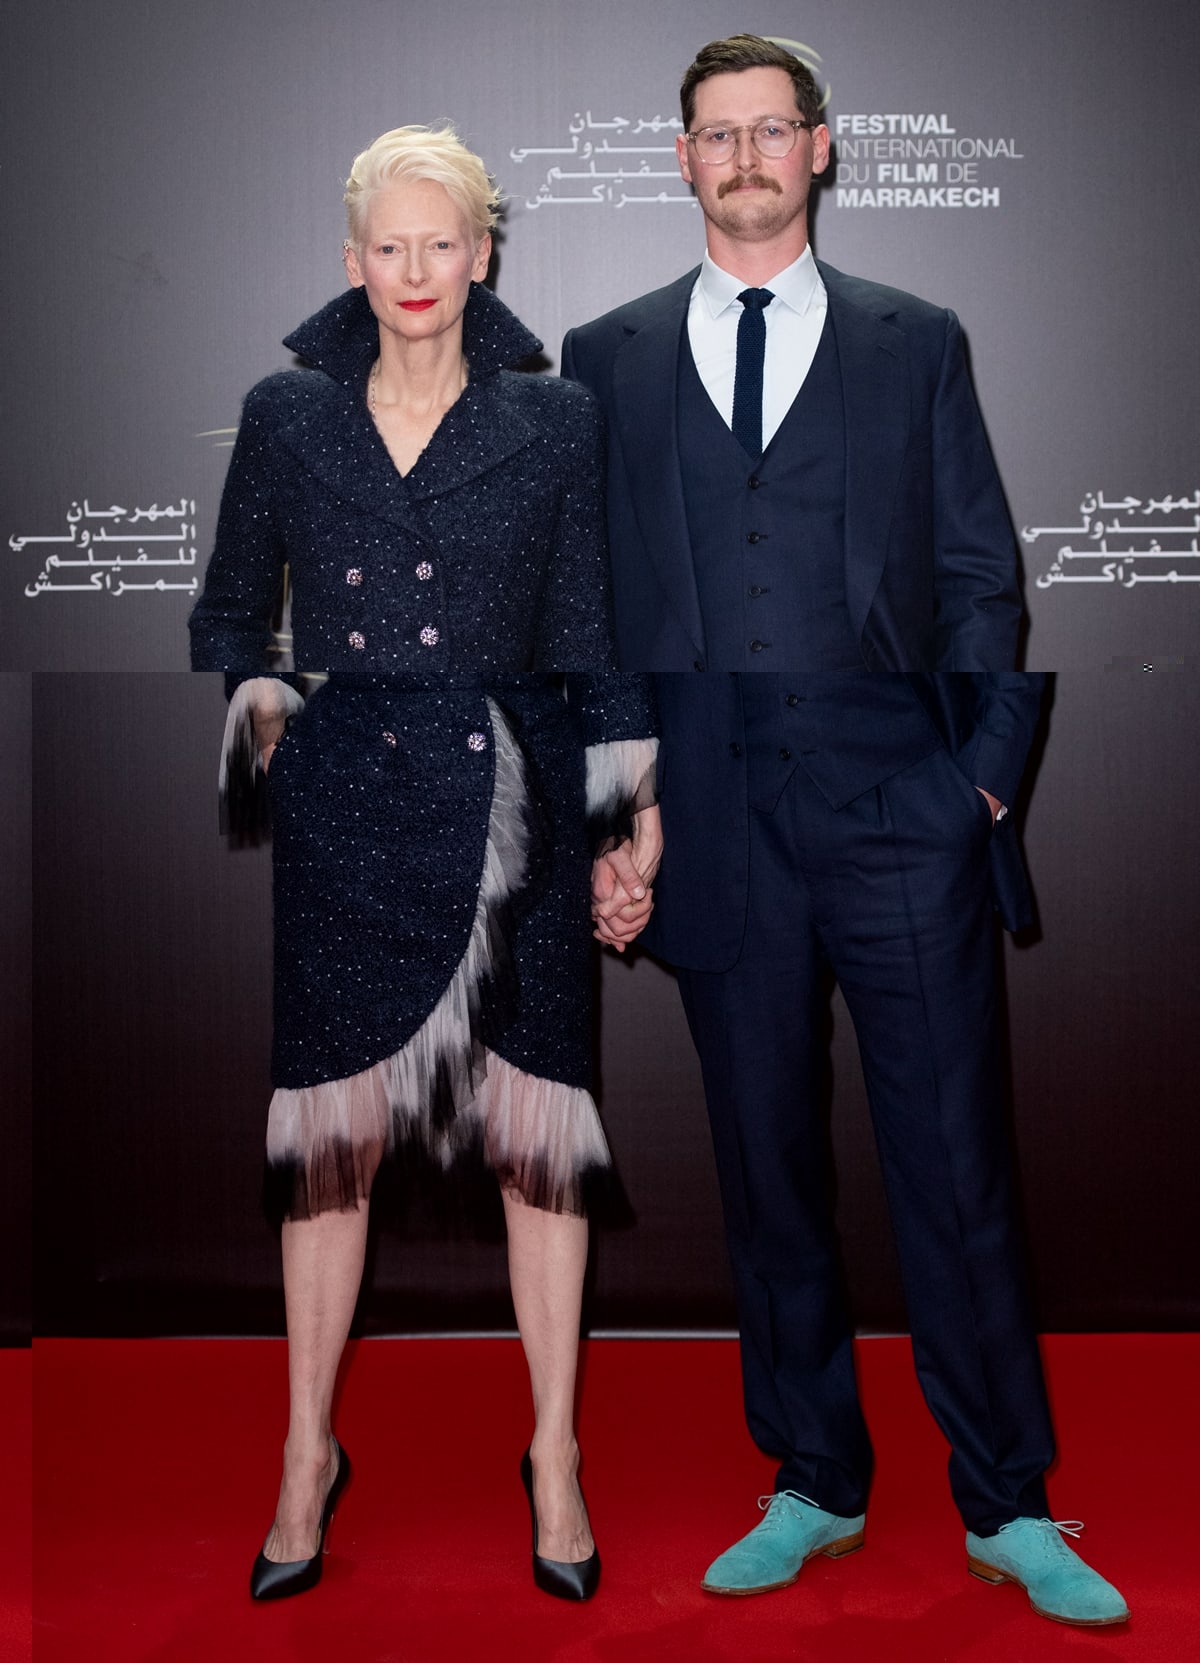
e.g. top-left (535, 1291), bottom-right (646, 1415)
top-left (642, 672), bottom-right (1046, 972)
top-left (562, 262), bottom-right (1022, 672)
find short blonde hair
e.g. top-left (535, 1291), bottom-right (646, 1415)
top-left (345, 124), bottom-right (501, 246)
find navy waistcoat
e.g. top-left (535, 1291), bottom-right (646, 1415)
top-left (739, 672), bottom-right (945, 813)
top-left (676, 312), bottom-right (864, 671)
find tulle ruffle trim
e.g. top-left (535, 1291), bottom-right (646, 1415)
top-left (218, 677), bottom-right (306, 845)
top-left (584, 736), bottom-right (659, 853)
top-left (263, 700), bottom-right (612, 1223)
top-left (265, 1048), bottom-right (611, 1224)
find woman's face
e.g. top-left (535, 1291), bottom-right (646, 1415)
top-left (345, 176), bottom-right (490, 349)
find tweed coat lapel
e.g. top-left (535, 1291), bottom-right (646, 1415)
top-left (274, 385), bottom-right (419, 530)
top-left (400, 378), bottom-right (542, 504)
top-left (610, 270), bottom-right (706, 660)
top-left (818, 262), bottom-right (912, 650)
top-left (277, 284), bottom-right (544, 527)
top-left (273, 375), bottom-right (543, 525)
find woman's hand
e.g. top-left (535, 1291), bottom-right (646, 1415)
top-left (250, 688), bottom-right (292, 775)
top-left (591, 805), bottom-right (663, 953)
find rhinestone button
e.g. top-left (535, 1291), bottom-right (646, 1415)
top-left (419, 625), bottom-right (440, 647)
top-left (467, 731), bottom-right (487, 752)
top-left (415, 561), bottom-right (433, 581)
top-left (348, 630), bottom-right (366, 649)
top-left (345, 567), bottom-right (363, 586)
top-left (382, 730), bottom-right (398, 747)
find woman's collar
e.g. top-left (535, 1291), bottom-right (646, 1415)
top-left (282, 283), bottom-right (543, 389)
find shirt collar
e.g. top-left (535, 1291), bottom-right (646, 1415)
top-left (696, 245), bottom-right (823, 320)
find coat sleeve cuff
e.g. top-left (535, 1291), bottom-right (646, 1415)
top-left (585, 737), bottom-right (659, 853)
top-left (218, 677), bottom-right (306, 844)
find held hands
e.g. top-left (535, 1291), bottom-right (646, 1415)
top-left (591, 805), bottom-right (664, 953)
top-left (590, 791), bottom-right (996, 957)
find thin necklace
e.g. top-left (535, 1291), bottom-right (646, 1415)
top-left (367, 356), bottom-right (468, 421)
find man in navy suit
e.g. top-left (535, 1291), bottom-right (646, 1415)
top-left (570, 35), bottom-right (1127, 1628)
top-left (561, 44), bottom-right (1020, 676)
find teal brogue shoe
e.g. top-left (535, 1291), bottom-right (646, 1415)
top-left (966, 1518), bottom-right (1130, 1626)
top-left (701, 1491), bottom-right (866, 1595)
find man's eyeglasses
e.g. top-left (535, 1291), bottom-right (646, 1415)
top-left (685, 118), bottom-right (814, 165)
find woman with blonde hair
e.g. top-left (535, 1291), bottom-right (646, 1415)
top-left (192, 125), bottom-right (661, 1603)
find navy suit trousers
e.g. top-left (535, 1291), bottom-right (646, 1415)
top-left (675, 747), bottom-right (1055, 1532)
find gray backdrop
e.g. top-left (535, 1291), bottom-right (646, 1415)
top-left (32, 671), bottom-right (1199, 1335)
top-left (3, 0), bottom-right (1198, 668)
top-left (0, 678), bottom-right (32, 1342)
top-left (5, 1), bottom-right (1199, 1337)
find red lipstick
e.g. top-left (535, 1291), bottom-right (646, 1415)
top-left (400, 299), bottom-right (437, 311)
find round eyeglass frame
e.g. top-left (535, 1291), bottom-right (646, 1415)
top-left (686, 118), bottom-right (814, 164)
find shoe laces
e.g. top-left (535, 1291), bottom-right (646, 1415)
top-left (999, 1517), bottom-right (1084, 1539)
top-left (756, 1491), bottom-right (818, 1530)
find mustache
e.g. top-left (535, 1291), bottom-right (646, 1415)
top-left (717, 173), bottom-right (783, 199)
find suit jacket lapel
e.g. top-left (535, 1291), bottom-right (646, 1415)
top-left (610, 271), bottom-right (706, 659)
top-left (608, 262), bottom-right (915, 663)
top-left (821, 265), bottom-right (911, 647)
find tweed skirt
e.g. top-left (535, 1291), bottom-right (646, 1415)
top-left (227, 677), bottom-right (622, 1223)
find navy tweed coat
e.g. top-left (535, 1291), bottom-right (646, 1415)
top-left (190, 283), bottom-right (616, 675)
top-left (194, 286), bottom-right (655, 1103)
top-left (267, 673), bottom-right (652, 1092)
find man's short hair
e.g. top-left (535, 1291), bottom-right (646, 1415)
top-left (680, 34), bottom-right (822, 133)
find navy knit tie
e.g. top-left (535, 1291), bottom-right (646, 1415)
top-left (731, 287), bottom-right (774, 456)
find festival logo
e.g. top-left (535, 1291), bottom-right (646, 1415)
top-left (830, 70), bottom-right (1023, 210)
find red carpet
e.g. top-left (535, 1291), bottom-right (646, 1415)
top-left (34, 1335), bottom-right (1195, 1662)
top-left (1, 1350), bottom-right (32, 1663)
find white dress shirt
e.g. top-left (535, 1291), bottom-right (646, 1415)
top-left (686, 246), bottom-right (828, 449)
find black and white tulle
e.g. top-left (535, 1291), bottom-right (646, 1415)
top-left (220, 674), bottom-right (656, 1223)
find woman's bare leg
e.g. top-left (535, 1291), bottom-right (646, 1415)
top-left (502, 1189), bottom-right (594, 1562)
top-left (261, 1200), bottom-right (369, 1562)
